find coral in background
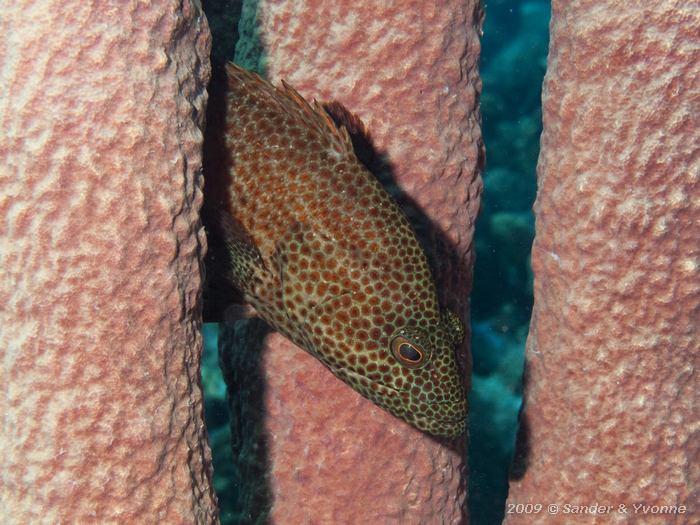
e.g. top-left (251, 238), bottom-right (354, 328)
top-left (0, 1), bottom-right (215, 523)
top-left (468, 2), bottom-right (549, 524)
top-left (472, 0), bottom-right (549, 327)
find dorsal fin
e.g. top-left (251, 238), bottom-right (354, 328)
top-left (279, 79), bottom-right (354, 148)
top-left (225, 62), bottom-right (355, 156)
top-left (323, 100), bottom-right (373, 146)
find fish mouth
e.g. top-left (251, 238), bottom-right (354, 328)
top-left (337, 367), bottom-right (402, 397)
top-left (338, 366), bottom-right (400, 392)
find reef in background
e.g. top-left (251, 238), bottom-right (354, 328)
top-left (469, 2), bottom-right (550, 524)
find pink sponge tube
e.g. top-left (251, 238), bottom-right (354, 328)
top-left (506, 1), bottom-right (700, 522)
top-left (0, 1), bottom-right (217, 523)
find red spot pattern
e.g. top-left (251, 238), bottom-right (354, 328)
top-left (219, 64), bottom-right (466, 437)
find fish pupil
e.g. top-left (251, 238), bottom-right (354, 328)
top-left (399, 343), bottom-right (421, 362)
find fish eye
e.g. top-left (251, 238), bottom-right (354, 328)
top-left (390, 335), bottom-right (429, 369)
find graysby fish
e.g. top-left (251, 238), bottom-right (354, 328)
top-left (214, 63), bottom-right (467, 438)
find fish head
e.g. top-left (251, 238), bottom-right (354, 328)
top-left (329, 306), bottom-right (467, 438)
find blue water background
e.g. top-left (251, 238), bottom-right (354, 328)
top-left (469, 2), bottom-right (550, 523)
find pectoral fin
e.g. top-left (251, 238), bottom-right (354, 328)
top-left (218, 211), bottom-right (270, 297)
top-left (223, 303), bottom-right (260, 323)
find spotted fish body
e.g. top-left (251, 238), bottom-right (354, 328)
top-left (219, 63), bottom-right (466, 437)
